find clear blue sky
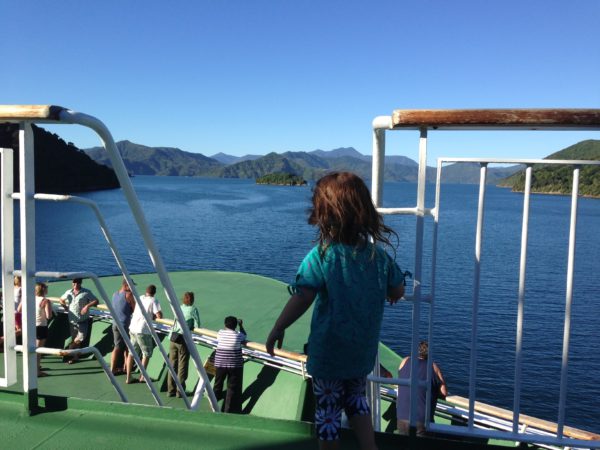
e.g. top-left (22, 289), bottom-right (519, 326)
top-left (2, 0), bottom-right (599, 162)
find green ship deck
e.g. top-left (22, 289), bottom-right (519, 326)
top-left (0, 271), bottom-right (523, 449)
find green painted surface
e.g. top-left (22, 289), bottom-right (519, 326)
top-left (47, 271), bottom-right (312, 352)
top-left (1, 271), bottom-right (524, 449)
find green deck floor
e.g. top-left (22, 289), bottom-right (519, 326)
top-left (0, 271), bottom-right (514, 449)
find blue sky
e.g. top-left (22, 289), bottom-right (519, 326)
top-left (2, 0), bottom-right (599, 163)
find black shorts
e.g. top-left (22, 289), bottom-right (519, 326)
top-left (112, 323), bottom-right (128, 350)
top-left (36, 325), bottom-right (49, 340)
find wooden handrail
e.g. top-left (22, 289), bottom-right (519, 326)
top-left (47, 299), bottom-right (307, 363)
top-left (446, 394), bottom-right (600, 441)
top-left (52, 298), bottom-right (598, 439)
top-left (391, 108), bottom-right (600, 130)
top-left (0, 105), bottom-right (65, 121)
top-left (154, 317), bottom-right (308, 363)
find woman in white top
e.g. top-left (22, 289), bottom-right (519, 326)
top-left (31, 283), bottom-right (53, 376)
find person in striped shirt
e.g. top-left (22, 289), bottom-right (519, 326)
top-left (213, 316), bottom-right (247, 413)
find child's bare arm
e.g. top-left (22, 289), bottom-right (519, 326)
top-left (387, 284), bottom-right (405, 304)
top-left (266, 287), bottom-right (317, 356)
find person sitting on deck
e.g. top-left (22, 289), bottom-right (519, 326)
top-left (213, 315), bottom-right (247, 414)
top-left (396, 341), bottom-right (448, 437)
top-left (167, 291), bottom-right (201, 397)
top-left (59, 278), bottom-right (99, 364)
top-left (126, 284), bottom-right (163, 384)
top-left (110, 278), bottom-right (135, 375)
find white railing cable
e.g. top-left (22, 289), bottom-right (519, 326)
top-left (513, 165), bottom-right (533, 432)
top-left (0, 148), bottom-right (17, 388)
top-left (27, 270), bottom-right (164, 407)
top-left (557, 167), bottom-right (580, 438)
top-left (28, 193), bottom-right (190, 408)
top-left (57, 109), bottom-right (218, 412)
top-left (13, 345), bottom-right (128, 403)
top-left (468, 163), bottom-right (488, 429)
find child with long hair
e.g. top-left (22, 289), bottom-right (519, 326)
top-left (266, 172), bottom-right (405, 450)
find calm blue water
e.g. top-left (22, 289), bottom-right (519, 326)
top-left (29, 176), bottom-right (600, 431)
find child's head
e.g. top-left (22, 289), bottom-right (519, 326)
top-left (14, 275), bottom-right (21, 287)
top-left (418, 341), bottom-right (429, 359)
top-left (146, 284), bottom-right (157, 296)
top-left (308, 171), bottom-right (396, 247)
top-left (224, 316), bottom-right (238, 330)
top-left (182, 291), bottom-right (194, 305)
top-left (35, 282), bottom-right (47, 296)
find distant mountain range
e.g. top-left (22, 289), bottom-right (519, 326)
top-left (498, 140), bottom-right (600, 197)
top-left (84, 141), bottom-right (522, 184)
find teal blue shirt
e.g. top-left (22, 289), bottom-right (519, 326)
top-left (296, 243), bottom-right (403, 380)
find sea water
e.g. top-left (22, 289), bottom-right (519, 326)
top-left (28, 176), bottom-right (600, 431)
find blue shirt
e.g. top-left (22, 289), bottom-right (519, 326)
top-left (296, 243), bottom-right (403, 379)
top-left (112, 291), bottom-right (133, 329)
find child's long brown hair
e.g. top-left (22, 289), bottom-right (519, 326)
top-left (308, 172), bottom-right (397, 251)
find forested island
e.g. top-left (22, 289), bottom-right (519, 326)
top-left (498, 140), bottom-right (600, 198)
top-left (256, 172), bottom-right (307, 186)
top-left (0, 124), bottom-right (119, 194)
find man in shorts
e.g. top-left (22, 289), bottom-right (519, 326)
top-left (59, 278), bottom-right (99, 364)
top-left (126, 284), bottom-right (162, 384)
top-left (110, 279), bottom-right (135, 375)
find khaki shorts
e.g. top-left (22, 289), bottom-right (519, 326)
top-left (69, 320), bottom-right (90, 343)
top-left (131, 332), bottom-right (154, 358)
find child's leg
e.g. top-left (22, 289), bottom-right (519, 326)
top-left (343, 377), bottom-right (377, 450)
top-left (349, 415), bottom-right (377, 450)
top-left (312, 378), bottom-right (344, 444)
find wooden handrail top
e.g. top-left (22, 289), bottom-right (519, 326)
top-left (447, 395), bottom-right (600, 441)
top-left (0, 105), bottom-right (66, 122)
top-left (391, 108), bottom-right (600, 130)
top-left (154, 317), bottom-right (308, 363)
top-left (47, 299), bottom-right (308, 363)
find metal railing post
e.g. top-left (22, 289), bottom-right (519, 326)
top-left (557, 166), bottom-right (580, 438)
top-left (18, 123), bottom-right (38, 412)
top-left (468, 163), bottom-right (488, 429)
top-left (513, 165), bottom-right (532, 431)
top-left (0, 147), bottom-right (17, 387)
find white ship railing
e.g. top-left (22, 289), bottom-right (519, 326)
top-left (0, 105), bottom-right (218, 412)
top-left (369, 109), bottom-right (600, 449)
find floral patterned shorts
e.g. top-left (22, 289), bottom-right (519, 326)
top-left (312, 377), bottom-right (370, 441)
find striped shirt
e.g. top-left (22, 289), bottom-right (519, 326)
top-left (214, 328), bottom-right (247, 368)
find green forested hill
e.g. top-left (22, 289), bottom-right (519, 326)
top-left (498, 140), bottom-right (600, 197)
top-left (85, 140), bottom-right (521, 184)
top-left (86, 140), bottom-right (223, 176)
top-left (0, 124), bottom-right (119, 193)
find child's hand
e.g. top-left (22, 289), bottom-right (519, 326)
top-left (265, 327), bottom-right (285, 356)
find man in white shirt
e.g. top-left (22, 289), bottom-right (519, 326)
top-left (126, 284), bottom-right (163, 384)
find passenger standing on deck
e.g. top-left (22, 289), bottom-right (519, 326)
top-left (110, 279), bottom-right (135, 375)
top-left (126, 284), bottom-right (163, 384)
top-left (266, 171), bottom-right (405, 450)
top-left (17, 282), bottom-right (53, 376)
top-left (33, 282), bottom-right (52, 376)
top-left (167, 291), bottom-right (201, 397)
top-left (59, 278), bottom-right (99, 364)
top-left (396, 341), bottom-right (447, 436)
top-left (213, 316), bottom-right (247, 414)
top-left (13, 275), bottom-right (22, 334)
